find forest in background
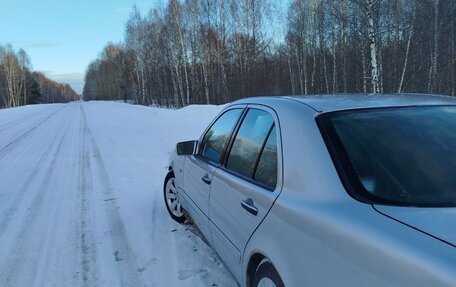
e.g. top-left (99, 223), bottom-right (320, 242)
top-left (0, 44), bottom-right (79, 109)
top-left (83, 0), bottom-right (456, 107)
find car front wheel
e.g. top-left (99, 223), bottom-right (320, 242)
top-left (163, 172), bottom-right (185, 223)
top-left (253, 261), bottom-right (284, 287)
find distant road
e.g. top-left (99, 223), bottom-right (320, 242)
top-left (0, 102), bottom-right (235, 286)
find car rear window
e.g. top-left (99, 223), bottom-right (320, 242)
top-left (320, 106), bottom-right (456, 207)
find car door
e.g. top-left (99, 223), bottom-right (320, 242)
top-left (209, 105), bottom-right (282, 279)
top-left (183, 107), bottom-right (244, 239)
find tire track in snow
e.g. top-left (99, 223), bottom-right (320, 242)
top-left (31, 109), bottom-right (83, 287)
top-left (79, 106), bottom-right (99, 287)
top-left (0, 107), bottom-right (70, 237)
top-left (0, 105), bottom-right (66, 160)
top-left (80, 105), bottom-right (146, 287)
top-left (0, 109), bottom-right (71, 286)
top-left (0, 105), bottom-right (59, 132)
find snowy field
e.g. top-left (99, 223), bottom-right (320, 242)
top-left (0, 101), bottom-right (238, 286)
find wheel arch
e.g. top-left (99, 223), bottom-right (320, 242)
top-left (246, 252), bottom-right (267, 287)
top-left (242, 209), bottom-right (289, 287)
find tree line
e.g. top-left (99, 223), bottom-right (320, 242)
top-left (0, 44), bottom-right (79, 109)
top-left (83, 0), bottom-right (456, 107)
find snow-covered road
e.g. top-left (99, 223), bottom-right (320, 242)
top-left (0, 102), bottom-right (237, 287)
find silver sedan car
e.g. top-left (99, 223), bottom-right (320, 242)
top-left (163, 94), bottom-right (456, 287)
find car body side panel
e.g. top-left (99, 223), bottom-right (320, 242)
top-left (177, 185), bottom-right (214, 245)
top-left (168, 149), bottom-right (185, 188)
top-left (179, 155), bottom-right (216, 240)
top-left (244, 196), bottom-right (456, 287)
top-left (184, 155), bottom-right (216, 217)
top-left (374, 205), bottom-right (456, 246)
top-left (239, 100), bottom-right (456, 287)
top-left (210, 169), bottom-right (281, 281)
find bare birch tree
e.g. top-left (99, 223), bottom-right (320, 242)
top-left (81, 0), bottom-right (456, 106)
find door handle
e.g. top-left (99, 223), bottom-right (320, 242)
top-left (241, 198), bottom-right (258, 216)
top-left (201, 174), bottom-right (211, 185)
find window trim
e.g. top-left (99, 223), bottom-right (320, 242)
top-left (196, 106), bottom-right (246, 167)
top-left (252, 124), bottom-right (275, 182)
top-left (219, 165), bottom-right (277, 191)
top-left (316, 105), bottom-right (456, 207)
top-left (219, 108), bottom-right (249, 167)
top-left (221, 107), bottom-right (279, 191)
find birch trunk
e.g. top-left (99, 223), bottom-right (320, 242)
top-left (360, 32), bottom-right (368, 93)
top-left (452, 16), bottom-right (455, 96)
top-left (170, 67), bottom-right (180, 107)
top-left (220, 60), bottom-right (229, 103)
top-left (311, 37), bottom-right (316, 92)
top-left (202, 63), bottom-right (210, 104)
top-left (174, 65), bottom-right (185, 107)
top-left (366, 0), bottom-right (380, 93)
top-left (288, 54), bottom-right (296, 95)
top-left (332, 43), bottom-right (337, 93)
top-left (398, 21), bottom-right (414, 93)
top-left (3, 54), bottom-right (22, 108)
top-left (322, 49), bottom-right (329, 93)
top-left (302, 39), bottom-right (308, 95)
top-left (172, 0), bottom-right (190, 105)
top-left (428, 0), bottom-right (440, 93)
top-left (295, 47), bottom-right (304, 95)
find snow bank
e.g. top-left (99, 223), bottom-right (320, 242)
top-left (82, 101), bottom-right (236, 286)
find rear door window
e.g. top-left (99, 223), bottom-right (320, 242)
top-left (225, 109), bottom-right (277, 188)
top-left (254, 126), bottom-right (278, 188)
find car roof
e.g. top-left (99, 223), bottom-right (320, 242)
top-left (233, 93), bottom-right (456, 112)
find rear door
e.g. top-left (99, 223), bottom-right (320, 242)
top-left (209, 105), bottom-right (282, 278)
top-left (183, 107), bottom-right (244, 239)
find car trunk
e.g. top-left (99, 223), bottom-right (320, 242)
top-left (373, 205), bottom-right (456, 246)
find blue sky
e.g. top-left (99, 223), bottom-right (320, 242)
top-left (0, 0), bottom-right (165, 94)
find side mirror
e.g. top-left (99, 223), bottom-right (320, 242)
top-left (176, 140), bottom-right (198, 155)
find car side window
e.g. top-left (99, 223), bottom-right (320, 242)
top-left (254, 126), bottom-right (278, 188)
top-left (226, 109), bottom-right (275, 180)
top-left (200, 108), bottom-right (242, 164)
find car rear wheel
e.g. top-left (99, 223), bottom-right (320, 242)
top-left (163, 172), bottom-right (185, 223)
top-left (253, 261), bottom-right (284, 287)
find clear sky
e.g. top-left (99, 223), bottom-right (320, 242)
top-left (0, 0), bottom-right (165, 94)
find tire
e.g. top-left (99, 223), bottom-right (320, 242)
top-left (253, 261), bottom-right (285, 287)
top-left (163, 171), bottom-right (186, 223)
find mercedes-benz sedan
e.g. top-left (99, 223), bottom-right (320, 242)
top-left (163, 94), bottom-right (456, 287)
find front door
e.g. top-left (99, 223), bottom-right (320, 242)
top-left (183, 107), bottom-right (244, 240)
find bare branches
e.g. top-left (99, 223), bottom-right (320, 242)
top-left (0, 44), bottom-right (79, 108)
top-left (82, 0), bottom-right (456, 107)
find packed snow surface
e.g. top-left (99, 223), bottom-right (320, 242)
top-left (0, 101), bottom-right (237, 286)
